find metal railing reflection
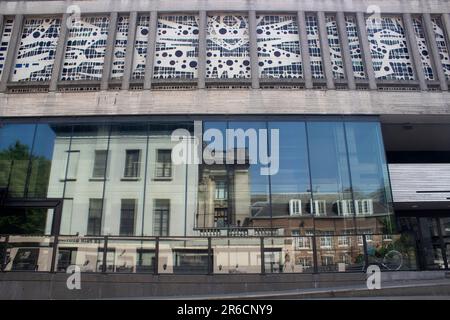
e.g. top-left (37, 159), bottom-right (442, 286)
top-left (0, 234), bottom-right (418, 274)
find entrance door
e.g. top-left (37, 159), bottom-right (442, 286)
top-left (418, 217), bottom-right (447, 269)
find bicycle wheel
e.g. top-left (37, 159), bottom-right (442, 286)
top-left (383, 250), bottom-right (403, 271)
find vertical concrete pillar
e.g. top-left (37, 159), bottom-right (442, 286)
top-left (403, 13), bottom-right (427, 90)
top-left (317, 12), bottom-right (335, 89)
top-left (121, 11), bottom-right (137, 90)
top-left (336, 12), bottom-right (356, 90)
top-left (143, 11), bottom-right (158, 90)
top-left (49, 13), bottom-right (69, 92)
top-left (356, 12), bottom-right (377, 90)
top-left (101, 12), bottom-right (118, 91)
top-left (443, 14), bottom-right (450, 45)
top-left (0, 14), bottom-right (23, 92)
top-left (423, 13), bottom-right (448, 91)
top-left (248, 10), bottom-right (259, 89)
top-left (0, 15), bottom-right (4, 41)
top-left (298, 11), bottom-right (313, 89)
top-left (197, 10), bottom-right (207, 89)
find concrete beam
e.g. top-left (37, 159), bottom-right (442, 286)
top-left (143, 11), bottom-right (158, 90)
top-left (101, 12), bottom-right (118, 91)
top-left (356, 12), bottom-right (377, 90)
top-left (336, 12), bottom-right (355, 90)
top-left (248, 10), bottom-right (259, 89)
top-left (121, 12), bottom-right (137, 90)
top-left (317, 12), bottom-right (334, 89)
top-left (298, 11), bottom-right (313, 89)
top-left (49, 14), bottom-right (69, 91)
top-left (403, 13), bottom-right (427, 90)
top-left (197, 10), bottom-right (207, 89)
top-left (0, 14), bottom-right (23, 92)
top-left (423, 13), bottom-right (448, 91)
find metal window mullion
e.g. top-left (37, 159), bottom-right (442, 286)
top-left (121, 11), bottom-right (138, 90)
top-left (0, 14), bottom-right (23, 92)
top-left (101, 12), bottom-right (118, 91)
top-left (317, 12), bottom-right (335, 89)
top-left (102, 236), bottom-right (108, 273)
top-left (197, 10), bottom-right (207, 89)
top-left (248, 10), bottom-right (259, 89)
top-left (356, 12), bottom-right (377, 90)
top-left (143, 11), bottom-right (158, 90)
top-left (423, 13), bottom-right (448, 91)
top-left (49, 13), bottom-right (69, 91)
top-left (403, 13), bottom-right (427, 90)
top-left (298, 11), bottom-right (313, 89)
top-left (336, 12), bottom-right (356, 89)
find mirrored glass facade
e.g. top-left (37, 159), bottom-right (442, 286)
top-left (0, 118), bottom-right (393, 239)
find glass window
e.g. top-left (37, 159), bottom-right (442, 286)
top-left (87, 198), bottom-right (103, 235)
top-left (326, 15), bottom-right (345, 79)
top-left (153, 199), bottom-right (170, 236)
top-left (307, 122), bottom-right (354, 235)
top-left (132, 15), bottom-right (150, 80)
top-left (92, 150), bottom-right (108, 178)
top-left (120, 199), bottom-right (136, 236)
top-left (268, 122), bottom-right (311, 221)
top-left (111, 15), bottom-right (129, 80)
top-left (215, 180), bottom-right (228, 200)
top-left (155, 149), bottom-right (172, 178)
top-left (344, 121), bottom-right (394, 234)
top-left (124, 149), bottom-right (141, 178)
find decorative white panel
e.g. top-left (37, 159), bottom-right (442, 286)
top-left (431, 18), bottom-right (450, 80)
top-left (366, 16), bottom-right (415, 80)
top-left (61, 16), bottom-right (109, 81)
top-left (412, 17), bottom-right (434, 80)
top-left (256, 15), bottom-right (302, 79)
top-left (345, 15), bottom-right (365, 79)
top-left (153, 14), bottom-right (199, 79)
top-left (0, 18), bottom-right (14, 80)
top-left (111, 15), bottom-right (129, 80)
top-left (11, 17), bottom-right (61, 82)
top-left (325, 15), bottom-right (344, 79)
top-left (305, 14), bottom-right (324, 79)
top-left (132, 15), bottom-right (150, 80)
top-left (206, 15), bottom-right (250, 79)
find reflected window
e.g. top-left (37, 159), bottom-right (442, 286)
top-left (124, 149), bottom-right (141, 178)
top-left (155, 149), bottom-right (172, 178)
top-left (92, 150), bottom-right (108, 178)
top-left (87, 198), bottom-right (103, 235)
top-left (120, 199), bottom-right (136, 236)
top-left (215, 180), bottom-right (228, 200)
top-left (154, 199), bottom-right (170, 236)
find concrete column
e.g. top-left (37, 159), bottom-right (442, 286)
top-left (317, 12), bottom-right (334, 89)
top-left (423, 13), bottom-right (448, 91)
top-left (336, 12), bottom-right (356, 90)
top-left (403, 13), bottom-right (427, 90)
top-left (121, 12), bottom-right (137, 90)
top-left (298, 11), bottom-right (313, 89)
top-left (197, 10), bottom-right (207, 89)
top-left (442, 14), bottom-right (450, 58)
top-left (356, 12), bottom-right (377, 90)
top-left (101, 12), bottom-right (118, 91)
top-left (143, 11), bottom-right (158, 90)
top-left (49, 13), bottom-right (69, 92)
top-left (0, 14), bottom-right (23, 92)
top-left (0, 15), bottom-right (4, 40)
top-left (248, 10), bottom-right (259, 89)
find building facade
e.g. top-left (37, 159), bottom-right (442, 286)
top-left (0, 0), bottom-right (450, 280)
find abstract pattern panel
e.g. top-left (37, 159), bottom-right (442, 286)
top-left (153, 14), bottom-right (199, 79)
top-left (325, 15), bottom-right (345, 79)
top-left (256, 15), bottom-right (302, 79)
top-left (366, 16), bottom-right (415, 80)
top-left (132, 15), bottom-right (150, 80)
top-left (412, 17), bottom-right (434, 80)
top-left (111, 15), bottom-right (129, 80)
top-left (345, 15), bottom-right (365, 79)
top-left (12, 17), bottom-right (60, 82)
top-left (61, 16), bottom-right (109, 81)
top-left (431, 18), bottom-right (450, 79)
top-left (305, 14), bottom-right (324, 79)
top-left (0, 18), bottom-right (14, 80)
top-left (206, 15), bottom-right (250, 79)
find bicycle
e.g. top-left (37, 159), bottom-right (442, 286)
top-left (363, 250), bottom-right (404, 271)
